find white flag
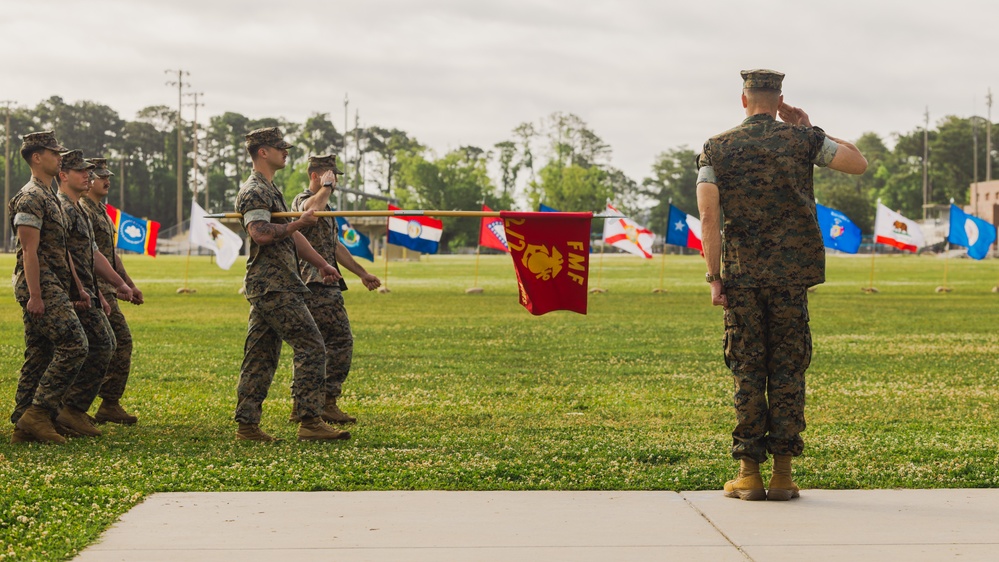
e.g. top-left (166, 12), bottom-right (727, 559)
top-left (602, 204), bottom-right (655, 258)
top-left (190, 200), bottom-right (243, 270)
top-left (874, 203), bottom-right (924, 253)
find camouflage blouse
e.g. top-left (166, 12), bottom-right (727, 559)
top-left (290, 190), bottom-right (345, 290)
top-left (235, 171), bottom-right (308, 299)
top-left (700, 114), bottom-right (832, 288)
top-left (9, 178), bottom-right (74, 302)
top-left (58, 192), bottom-right (100, 299)
top-left (79, 195), bottom-right (121, 296)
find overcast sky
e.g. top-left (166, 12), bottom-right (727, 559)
top-left (3, 0), bottom-right (997, 181)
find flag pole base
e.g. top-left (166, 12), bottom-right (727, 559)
top-left (935, 286), bottom-right (953, 293)
top-left (861, 287), bottom-right (879, 294)
top-left (176, 287), bottom-right (197, 294)
top-left (807, 287), bottom-right (817, 293)
top-left (377, 286), bottom-right (391, 294)
top-left (992, 286), bottom-right (999, 293)
top-left (465, 287), bottom-right (484, 294)
top-left (651, 288), bottom-right (668, 294)
top-left (588, 287), bottom-right (607, 294)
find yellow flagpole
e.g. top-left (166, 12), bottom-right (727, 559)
top-left (467, 245), bottom-right (483, 294)
top-left (590, 242), bottom-right (607, 293)
top-left (378, 238), bottom-right (391, 294)
top-left (653, 245), bottom-right (667, 293)
top-left (864, 241), bottom-right (878, 293)
top-left (937, 242), bottom-right (953, 293)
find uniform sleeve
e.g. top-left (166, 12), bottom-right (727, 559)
top-left (290, 191), bottom-right (306, 212)
top-left (12, 193), bottom-right (44, 230)
top-left (809, 127), bottom-right (839, 167)
top-left (696, 142), bottom-right (717, 184)
top-left (236, 183), bottom-right (272, 227)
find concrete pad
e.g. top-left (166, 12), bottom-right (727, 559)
top-left (76, 491), bottom-right (745, 562)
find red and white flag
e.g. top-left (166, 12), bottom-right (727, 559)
top-left (874, 203), bottom-right (925, 253)
top-left (501, 211), bottom-right (592, 315)
top-left (479, 205), bottom-right (509, 252)
top-left (602, 204), bottom-right (654, 258)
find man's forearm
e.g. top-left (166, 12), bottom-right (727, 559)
top-left (293, 231), bottom-right (330, 270)
top-left (95, 251), bottom-right (127, 288)
top-left (335, 244), bottom-right (368, 278)
top-left (248, 220), bottom-right (301, 246)
top-left (23, 247), bottom-right (42, 300)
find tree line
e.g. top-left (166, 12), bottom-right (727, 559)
top-left (2, 96), bottom-right (994, 250)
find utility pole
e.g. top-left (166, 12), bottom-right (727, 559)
top-left (342, 93), bottom-right (348, 212)
top-left (119, 157), bottom-right (125, 210)
top-left (922, 107), bottom-right (929, 220)
top-left (354, 109), bottom-right (361, 190)
top-left (2, 100), bottom-right (14, 252)
top-left (185, 92), bottom-right (205, 208)
top-left (987, 89), bottom-right (993, 182)
top-left (165, 69), bottom-right (189, 230)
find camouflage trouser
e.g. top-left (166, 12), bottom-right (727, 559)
top-left (11, 293), bottom-right (89, 423)
top-left (304, 283), bottom-right (353, 398)
top-left (62, 306), bottom-right (116, 412)
top-left (235, 290), bottom-right (326, 424)
top-left (723, 285), bottom-right (811, 463)
top-left (98, 296), bottom-right (133, 401)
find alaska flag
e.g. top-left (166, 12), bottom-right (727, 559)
top-left (336, 217), bottom-right (375, 261)
top-left (539, 203), bottom-right (559, 212)
top-left (949, 204), bottom-right (997, 260)
top-left (106, 204), bottom-right (159, 257)
top-left (665, 204), bottom-right (703, 250)
top-left (816, 203), bottom-right (862, 254)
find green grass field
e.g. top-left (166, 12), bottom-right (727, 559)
top-left (1, 252), bottom-right (998, 559)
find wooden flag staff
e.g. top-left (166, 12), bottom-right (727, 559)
top-left (204, 210), bottom-right (625, 220)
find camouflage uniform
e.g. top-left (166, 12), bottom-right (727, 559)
top-left (291, 189), bottom-right (353, 401)
top-left (9, 175), bottom-right (88, 423)
top-left (79, 192), bottom-right (134, 402)
top-left (699, 81), bottom-right (838, 463)
top-left (235, 167), bottom-right (325, 424)
top-left (57, 185), bottom-right (116, 413)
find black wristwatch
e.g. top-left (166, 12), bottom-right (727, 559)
top-left (705, 273), bottom-right (722, 283)
top-left (321, 182), bottom-right (333, 189)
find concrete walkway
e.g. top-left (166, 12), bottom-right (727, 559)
top-left (75, 489), bottom-right (999, 561)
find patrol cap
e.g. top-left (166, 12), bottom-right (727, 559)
top-left (86, 157), bottom-right (115, 178)
top-left (60, 150), bottom-right (96, 171)
top-left (740, 69), bottom-right (784, 91)
top-left (20, 130), bottom-right (67, 153)
top-left (308, 154), bottom-right (344, 175)
top-left (245, 127), bottom-right (294, 150)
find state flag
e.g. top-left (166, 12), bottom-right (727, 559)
top-left (479, 205), bottom-right (509, 252)
top-left (386, 204), bottom-right (443, 254)
top-left (602, 204), bottom-right (654, 258)
top-left (106, 204), bottom-right (159, 257)
top-left (816, 203), bottom-right (862, 254)
top-left (665, 204), bottom-right (703, 251)
top-left (948, 204), bottom-right (997, 260)
top-left (336, 216), bottom-right (375, 261)
top-left (539, 203), bottom-right (559, 212)
top-left (501, 211), bottom-right (592, 315)
top-left (874, 203), bottom-right (924, 252)
top-left (190, 200), bottom-right (243, 269)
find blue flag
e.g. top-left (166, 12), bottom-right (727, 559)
top-left (539, 203), bottom-right (559, 212)
top-left (816, 203), bottom-right (862, 254)
top-left (948, 204), bottom-right (997, 260)
top-left (335, 217), bottom-right (374, 261)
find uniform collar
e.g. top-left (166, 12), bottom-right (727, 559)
top-left (743, 113), bottom-right (777, 125)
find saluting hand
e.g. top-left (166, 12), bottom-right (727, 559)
top-left (319, 170), bottom-right (337, 189)
top-left (778, 102), bottom-right (812, 127)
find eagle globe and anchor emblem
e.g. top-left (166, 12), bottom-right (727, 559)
top-left (521, 243), bottom-right (563, 280)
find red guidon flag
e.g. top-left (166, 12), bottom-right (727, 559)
top-left (479, 204), bottom-right (509, 252)
top-left (501, 211), bottom-right (592, 315)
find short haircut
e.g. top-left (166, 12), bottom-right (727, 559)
top-left (247, 143), bottom-right (265, 160)
top-left (744, 88), bottom-right (781, 107)
top-left (307, 164), bottom-right (331, 176)
top-left (20, 146), bottom-right (45, 164)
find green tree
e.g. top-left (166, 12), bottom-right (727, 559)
top-left (640, 146), bottom-right (699, 234)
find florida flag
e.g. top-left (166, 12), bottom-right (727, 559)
top-left (602, 204), bottom-right (654, 258)
top-left (665, 204), bottom-right (703, 251)
top-left (387, 204), bottom-right (443, 254)
top-left (948, 204), bottom-right (997, 260)
top-left (106, 204), bottom-right (159, 257)
top-left (479, 205), bottom-right (509, 252)
top-left (874, 203), bottom-right (924, 252)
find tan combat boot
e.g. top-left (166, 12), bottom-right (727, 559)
top-left (723, 458), bottom-right (767, 501)
top-left (94, 398), bottom-right (138, 425)
top-left (236, 423), bottom-right (281, 442)
top-left (10, 427), bottom-right (39, 444)
top-left (298, 417), bottom-right (351, 441)
top-left (288, 403), bottom-right (300, 424)
top-left (56, 406), bottom-right (102, 437)
top-left (322, 397), bottom-right (356, 424)
top-left (767, 455), bottom-right (800, 501)
top-left (15, 405), bottom-right (67, 444)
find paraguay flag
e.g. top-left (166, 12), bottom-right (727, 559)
top-left (816, 203), bottom-right (862, 254)
top-left (665, 204), bottom-right (702, 251)
top-left (948, 204), bottom-right (997, 260)
top-left (387, 204), bottom-right (443, 254)
top-left (336, 217), bottom-right (375, 261)
top-left (106, 204), bottom-right (159, 257)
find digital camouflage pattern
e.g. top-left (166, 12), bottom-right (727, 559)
top-left (59, 150), bottom-right (95, 171)
top-left (290, 190), bottom-right (346, 288)
top-left (86, 157), bottom-right (114, 178)
top-left (244, 127), bottom-right (294, 150)
top-left (20, 130), bottom-right (66, 153)
top-left (79, 195), bottom-right (122, 296)
top-left (236, 171), bottom-right (309, 299)
top-left (308, 153), bottom-right (343, 175)
top-left (9, 178), bottom-right (75, 302)
top-left (61, 306), bottom-right (116, 413)
top-left (740, 69), bottom-right (784, 91)
top-left (723, 286), bottom-right (810, 462)
top-left (57, 192), bottom-right (99, 297)
top-left (10, 292), bottom-right (88, 422)
top-left (236, 291), bottom-right (326, 424)
top-left (98, 297), bottom-right (133, 402)
top-left (699, 113), bottom-right (828, 288)
top-left (303, 283), bottom-right (353, 399)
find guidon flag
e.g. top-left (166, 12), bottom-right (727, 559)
top-left (106, 204), bottom-right (159, 257)
top-left (479, 204), bottom-right (509, 252)
top-left (948, 204), bottom-right (997, 260)
top-left (387, 204), bottom-right (443, 254)
top-left (874, 203), bottom-right (924, 253)
top-left (602, 203), bottom-right (654, 258)
top-left (665, 204), bottom-right (703, 251)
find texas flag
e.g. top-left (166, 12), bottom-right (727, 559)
top-left (106, 204), bottom-right (159, 257)
top-left (479, 204), bottom-right (509, 252)
top-left (665, 204), bottom-right (703, 251)
top-left (948, 204), bottom-right (997, 260)
top-left (602, 204), bottom-right (654, 258)
top-left (874, 203), bottom-right (924, 253)
top-left (387, 204), bottom-right (443, 254)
